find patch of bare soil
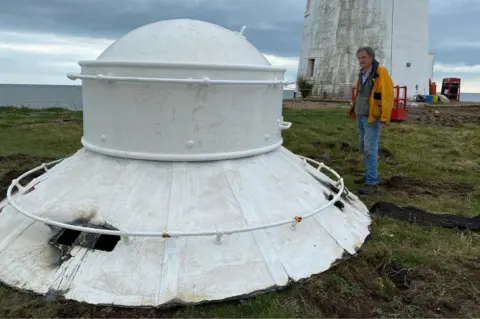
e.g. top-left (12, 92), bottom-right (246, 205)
top-left (406, 105), bottom-right (480, 127)
top-left (298, 256), bottom-right (480, 318)
top-left (381, 175), bottom-right (475, 197)
top-left (0, 154), bottom-right (56, 198)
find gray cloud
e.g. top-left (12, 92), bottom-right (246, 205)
top-left (0, 0), bottom-right (305, 57)
top-left (0, 0), bottom-right (478, 87)
top-left (1, 0), bottom-right (479, 64)
top-left (429, 0), bottom-right (480, 65)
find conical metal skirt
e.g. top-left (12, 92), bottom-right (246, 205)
top-left (0, 147), bottom-right (371, 307)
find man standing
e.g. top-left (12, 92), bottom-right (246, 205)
top-left (349, 46), bottom-right (394, 195)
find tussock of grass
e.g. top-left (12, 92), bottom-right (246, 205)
top-left (0, 106), bottom-right (479, 318)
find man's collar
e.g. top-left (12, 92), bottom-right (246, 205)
top-left (359, 59), bottom-right (380, 77)
top-left (362, 65), bottom-right (372, 75)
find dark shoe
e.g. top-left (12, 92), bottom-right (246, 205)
top-left (358, 184), bottom-right (379, 196)
top-left (354, 176), bottom-right (365, 184)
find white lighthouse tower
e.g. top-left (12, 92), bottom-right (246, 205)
top-left (297, 0), bottom-right (433, 99)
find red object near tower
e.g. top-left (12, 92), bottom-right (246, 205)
top-left (441, 78), bottom-right (461, 102)
top-left (429, 79), bottom-right (437, 95)
top-left (390, 86), bottom-right (407, 121)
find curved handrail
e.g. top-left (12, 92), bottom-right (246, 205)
top-left (67, 73), bottom-right (294, 86)
top-left (6, 155), bottom-right (344, 241)
top-left (77, 60), bottom-right (287, 73)
top-left (80, 137), bottom-right (285, 162)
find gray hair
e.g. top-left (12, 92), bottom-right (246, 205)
top-left (356, 46), bottom-right (375, 58)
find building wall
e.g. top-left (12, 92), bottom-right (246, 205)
top-left (297, 0), bottom-right (430, 99)
top-left (390, 0), bottom-right (430, 96)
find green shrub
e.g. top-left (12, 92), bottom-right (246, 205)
top-left (297, 76), bottom-right (314, 98)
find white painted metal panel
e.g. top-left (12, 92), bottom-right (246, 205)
top-left (0, 148), bottom-right (371, 306)
top-left (69, 19), bottom-right (290, 161)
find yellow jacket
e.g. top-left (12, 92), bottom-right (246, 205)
top-left (349, 61), bottom-right (395, 124)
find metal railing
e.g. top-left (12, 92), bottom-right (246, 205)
top-left (6, 155), bottom-right (344, 244)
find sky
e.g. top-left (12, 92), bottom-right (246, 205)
top-left (0, 0), bottom-right (479, 92)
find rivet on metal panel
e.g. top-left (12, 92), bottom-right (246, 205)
top-left (101, 135), bottom-right (107, 142)
top-left (186, 140), bottom-right (195, 148)
top-left (264, 134), bottom-right (270, 140)
top-left (122, 236), bottom-right (132, 245)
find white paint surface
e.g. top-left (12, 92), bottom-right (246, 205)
top-left (0, 19), bottom-right (372, 307)
top-left (71, 19), bottom-right (289, 161)
top-left (0, 148), bottom-right (371, 307)
top-left (97, 19), bottom-right (270, 66)
top-left (298, 0), bottom-right (431, 98)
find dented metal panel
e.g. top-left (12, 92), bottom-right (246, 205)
top-left (0, 147), bottom-right (371, 307)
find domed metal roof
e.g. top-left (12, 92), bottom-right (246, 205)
top-left (96, 19), bottom-right (271, 66)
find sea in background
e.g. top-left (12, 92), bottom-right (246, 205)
top-left (0, 84), bottom-right (479, 110)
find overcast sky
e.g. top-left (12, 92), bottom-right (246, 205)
top-left (0, 0), bottom-right (479, 92)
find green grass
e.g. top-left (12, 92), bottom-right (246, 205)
top-left (0, 106), bottom-right (479, 318)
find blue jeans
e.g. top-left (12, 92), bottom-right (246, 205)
top-left (356, 115), bottom-right (381, 185)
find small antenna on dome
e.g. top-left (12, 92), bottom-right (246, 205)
top-left (239, 25), bottom-right (247, 35)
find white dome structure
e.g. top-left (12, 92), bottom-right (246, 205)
top-left (96, 19), bottom-right (271, 66)
top-left (0, 19), bottom-right (371, 307)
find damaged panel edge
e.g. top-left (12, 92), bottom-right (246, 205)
top-left (48, 219), bottom-right (122, 266)
top-left (306, 170), bottom-right (355, 204)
